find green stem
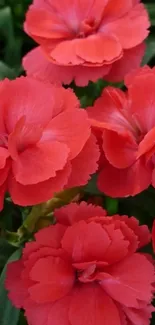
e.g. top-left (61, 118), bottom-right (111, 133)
top-left (18, 186), bottom-right (83, 234)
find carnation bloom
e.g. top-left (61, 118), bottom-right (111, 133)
top-left (87, 66), bottom-right (155, 197)
top-left (5, 202), bottom-right (154, 325)
top-left (0, 77), bottom-right (99, 209)
top-left (23, 0), bottom-right (150, 86)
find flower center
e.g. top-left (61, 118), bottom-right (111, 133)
top-left (77, 18), bottom-right (98, 38)
top-left (76, 264), bottom-right (97, 283)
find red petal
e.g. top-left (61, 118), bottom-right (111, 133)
top-left (8, 116), bottom-right (43, 160)
top-left (103, 129), bottom-right (137, 168)
top-left (123, 305), bottom-right (154, 325)
top-left (103, 4), bottom-right (150, 49)
top-left (1, 77), bottom-right (55, 133)
top-left (55, 201), bottom-right (106, 226)
top-left (32, 0), bottom-right (108, 22)
top-left (8, 162), bottom-right (71, 206)
top-left (132, 0), bottom-right (141, 3)
top-left (0, 148), bottom-right (10, 168)
top-left (26, 296), bottom-right (71, 325)
top-left (12, 141), bottom-right (69, 185)
top-left (125, 65), bottom-right (151, 87)
top-left (125, 65), bottom-right (155, 88)
top-left (25, 303), bottom-right (52, 325)
top-left (116, 306), bottom-right (128, 325)
top-left (69, 283), bottom-right (121, 325)
top-left (76, 34), bottom-right (122, 64)
top-left (73, 261), bottom-right (98, 271)
top-left (105, 43), bottom-right (145, 83)
top-left (35, 224), bottom-right (67, 248)
top-left (85, 0), bottom-right (109, 22)
top-left (61, 220), bottom-right (111, 262)
top-left (114, 215), bottom-right (151, 249)
top-left (47, 295), bottom-right (71, 325)
top-left (100, 253), bottom-right (154, 307)
top-left (102, 0), bottom-right (133, 22)
top-left (23, 47), bottom-right (111, 86)
top-left (29, 256), bottom-right (75, 303)
top-left (97, 159), bottom-right (152, 197)
top-left (22, 47), bottom-right (72, 85)
top-left (26, 8), bottom-right (71, 39)
top-left (23, 242), bottom-right (42, 262)
top-left (51, 39), bottom-right (84, 65)
top-left (52, 87), bottom-right (80, 117)
top-left (87, 87), bottom-right (133, 134)
top-left (0, 160), bottom-right (10, 186)
top-left (137, 127), bottom-right (155, 159)
top-left (89, 214), bottom-right (141, 256)
top-left (128, 71), bottom-right (155, 132)
top-left (22, 247), bottom-right (66, 278)
top-left (67, 134), bottom-right (100, 187)
top-left (72, 65), bottom-right (111, 86)
top-left (5, 260), bottom-right (30, 308)
top-left (42, 109), bottom-right (90, 159)
top-left (5, 260), bottom-right (23, 288)
top-left (101, 224), bottom-right (129, 264)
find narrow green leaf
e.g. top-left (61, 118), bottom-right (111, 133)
top-left (0, 239), bottom-right (15, 272)
top-left (0, 7), bottom-right (22, 74)
top-left (0, 249), bottom-right (21, 325)
top-left (0, 61), bottom-right (16, 79)
top-left (143, 36), bottom-right (155, 64)
top-left (18, 311), bottom-right (28, 325)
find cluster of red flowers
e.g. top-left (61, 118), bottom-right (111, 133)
top-left (3, 0), bottom-right (155, 325)
top-left (5, 202), bottom-right (155, 325)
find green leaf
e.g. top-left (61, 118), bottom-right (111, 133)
top-left (0, 7), bottom-right (22, 77)
top-left (84, 174), bottom-right (101, 196)
top-left (146, 4), bottom-right (155, 26)
top-left (0, 61), bottom-right (16, 79)
top-left (143, 36), bottom-right (155, 64)
top-left (0, 0), bottom-right (5, 7)
top-left (0, 239), bottom-right (15, 272)
top-left (105, 197), bottom-right (118, 215)
top-left (18, 311), bottom-right (28, 325)
top-left (0, 249), bottom-right (21, 325)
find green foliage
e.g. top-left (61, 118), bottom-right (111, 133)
top-left (0, 0), bottom-right (33, 79)
top-left (0, 249), bottom-right (21, 325)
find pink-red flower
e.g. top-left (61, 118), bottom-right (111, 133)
top-left (23, 0), bottom-right (150, 86)
top-left (87, 66), bottom-right (155, 197)
top-left (5, 201), bottom-right (154, 325)
top-left (0, 77), bottom-right (99, 209)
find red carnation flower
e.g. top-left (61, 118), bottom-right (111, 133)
top-left (0, 77), bottom-right (99, 209)
top-left (87, 66), bottom-right (155, 197)
top-left (23, 0), bottom-right (149, 86)
top-left (5, 201), bottom-right (154, 325)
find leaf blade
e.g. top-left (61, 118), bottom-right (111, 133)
top-left (0, 249), bottom-right (21, 325)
